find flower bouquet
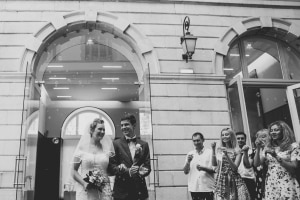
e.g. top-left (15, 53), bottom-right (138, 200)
top-left (83, 169), bottom-right (108, 192)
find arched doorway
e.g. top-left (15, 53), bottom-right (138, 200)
top-left (19, 11), bottom-right (155, 200)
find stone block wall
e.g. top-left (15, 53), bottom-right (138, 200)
top-left (0, 1), bottom-right (299, 199)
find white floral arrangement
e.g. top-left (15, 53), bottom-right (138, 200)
top-left (133, 143), bottom-right (143, 166)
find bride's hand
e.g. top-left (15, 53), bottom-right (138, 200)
top-left (83, 182), bottom-right (88, 191)
top-left (118, 164), bottom-right (127, 173)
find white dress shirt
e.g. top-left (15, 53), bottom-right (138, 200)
top-left (185, 148), bottom-right (215, 192)
top-left (238, 149), bottom-right (255, 180)
top-left (125, 136), bottom-right (136, 159)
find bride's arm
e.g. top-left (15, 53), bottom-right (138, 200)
top-left (72, 157), bottom-right (88, 190)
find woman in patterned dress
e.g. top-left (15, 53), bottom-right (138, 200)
top-left (212, 128), bottom-right (251, 200)
top-left (253, 129), bottom-right (270, 200)
top-left (257, 121), bottom-right (300, 200)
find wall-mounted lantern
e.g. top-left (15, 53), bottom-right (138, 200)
top-left (180, 16), bottom-right (197, 63)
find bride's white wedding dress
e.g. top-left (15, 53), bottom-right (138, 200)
top-left (75, 150), bottom-right (112, 200)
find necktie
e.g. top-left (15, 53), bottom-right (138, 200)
top-left (126, 138), bottom-right (136, 143)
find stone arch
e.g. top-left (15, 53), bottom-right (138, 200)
top-left (20, 10), bottom-right (160, 82)
top-left (213, 16), bottom-right (300, 75)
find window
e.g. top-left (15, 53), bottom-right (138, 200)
top-left (62, 107), bottom-right (115, 138)
top-left (225, 34), bottom-right (300, 143)
top-left (224, 36), bottom-right (300, 80)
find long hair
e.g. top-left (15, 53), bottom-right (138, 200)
top-left (268, 121), bottom-right (295, 151)
top-left (220, 127), bottom-right (237, 149)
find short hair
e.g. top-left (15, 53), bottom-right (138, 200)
top-left (255, 129), bottom-right (269, 138)
top-left (268, 120), bottom-right (295, 151)
top-left (255, 129), bottom-right (270, 147)
top-left (192, 132), bottom-right (205, 141)
top-left (121, 113), bottom-right (137, 126)
top-left (236, 131), bottom-right (247, 141)
top-left (220, 127), bottom-right (237, 148)
top-left (90, 118), bottom-right (104, 135)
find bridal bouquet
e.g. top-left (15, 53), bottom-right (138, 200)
top-left (83, 169), bottom-right (108, 192)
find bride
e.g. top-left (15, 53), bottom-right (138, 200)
top-left (71, 118), bottom-right (114, 200)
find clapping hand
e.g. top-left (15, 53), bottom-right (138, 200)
top-left (211, 142), bottom-right (216, 150)
top-left (187, 154), bottom-right (194, 163)
top-left (265, 149), bottom-right (277, 158)
top-left (255, 139), bottom-right (264, 148)
top-left (241, 145), bottom-right (249, 152)
top-left (220, 147), bottom-right (228, 155)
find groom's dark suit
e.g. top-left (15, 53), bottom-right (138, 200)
top-left (110, 136), bottom-right (151, 200)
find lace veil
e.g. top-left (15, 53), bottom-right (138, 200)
top-left (73, 127), bottom-right (115, 155)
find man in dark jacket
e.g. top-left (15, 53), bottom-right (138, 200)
top-left (110, 113), bottom-right (151, 200)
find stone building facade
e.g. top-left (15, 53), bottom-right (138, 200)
top-left (0, 0), bottom-right (300, 200)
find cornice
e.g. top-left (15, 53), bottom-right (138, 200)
top-left (149, 73), bottom-right (226, 84)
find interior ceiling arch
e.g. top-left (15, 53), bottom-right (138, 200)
top-left (34, 22), bottom-right (143, 101)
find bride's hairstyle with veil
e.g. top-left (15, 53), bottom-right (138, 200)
top-left (89, 118), bottom-right (104, 136)
top-left (75, 118), bottom-right (115, 154)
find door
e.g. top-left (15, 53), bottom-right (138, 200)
top-left (228, 75), bottom-right (252, 146)
top-left (34, 84), bottom-right (61, 200)
top-left (15, 75), bottom-right (40, 200)
top-left (227, 76), bottom-right (297, 145)
top-left (227, 77), bottom-right (299, 145)
top-left (287, 83), bottom-right (300, 142)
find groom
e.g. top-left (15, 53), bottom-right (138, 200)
top-left (110, 113), bottom-right (151, 200)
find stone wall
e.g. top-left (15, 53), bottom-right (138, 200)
top-left (0, 1), bottom-right (299, 199)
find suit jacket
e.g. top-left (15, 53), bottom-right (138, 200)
top-left (109, 136), bottom-right (151, 200)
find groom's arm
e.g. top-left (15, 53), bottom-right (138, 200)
top-left (141, 142), bottom-right (151, 178)
top-left (108, 141), bottom-right (131, 177)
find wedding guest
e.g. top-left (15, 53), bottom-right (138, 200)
top-left (258, 121), bottom-right (300, 199)
top-left (212, 128), bottom-right (250, 200)
top-left (109, 113), bottom-right (151, 200)
top-left (183, 132), bottom-right (215, 200)
top-left (253, 129), bottom-right (269, 200)
top-left (236, 132), bottom-right (256, 199)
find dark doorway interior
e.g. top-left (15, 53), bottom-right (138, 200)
top-left (34, 132), bottom-right (61, 200)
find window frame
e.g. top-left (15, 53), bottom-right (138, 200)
top-left (61, 107), bottom-right (115, 139)
top-left (225, 35), bottom-right (300, 82)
